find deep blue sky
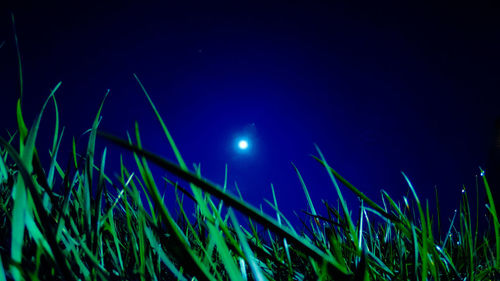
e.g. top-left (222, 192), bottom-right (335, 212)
top-left (1, 1), bottom-right (499, 226)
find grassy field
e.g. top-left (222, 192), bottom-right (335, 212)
top-left (0, 73), bottom-right (499, 280)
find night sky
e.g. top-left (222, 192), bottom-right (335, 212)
top-left (1, 1), bottom-right (499, 226)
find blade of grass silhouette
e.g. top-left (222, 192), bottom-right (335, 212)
top-left (11, 12), bottom-right (23, 102)
top-left (98, 130), bottom-right (353, 279)
top-left (300, 210), bottom-right (342, 228)
top-left (435, 187), bottom-right (441, 240)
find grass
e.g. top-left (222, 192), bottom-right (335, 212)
top-left (0, 37), bottom-right (498, 278)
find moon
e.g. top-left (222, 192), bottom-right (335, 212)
top-left (238, 139), bottom-right (249, 150)
top-left (234, 123), bottom-right (256, 154)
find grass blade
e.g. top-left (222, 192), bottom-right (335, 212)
top-left (313, 145), bottom-right (357, 247)
top-left (402, 172), bottom-right (428, 281)
top-left (313, 155), bottom-right (401, 224)
top-left (479, 168), bottom-right (499, 267)
top-left (229, 209), bottom-right (268, 281)
top-left (0, 255), bottom-right (6, 281)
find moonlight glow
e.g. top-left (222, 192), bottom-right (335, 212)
top-left (238, 140), bottom-right (249, 150)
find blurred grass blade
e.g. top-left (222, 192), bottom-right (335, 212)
top-left (207, 219), bottom-right (244, 281)
top-left (352, 244), bottom-right (369, 281)
top-left (11, 12), bottom-right (23, 101)
top-left (0, 255), bottom-right (6, 281)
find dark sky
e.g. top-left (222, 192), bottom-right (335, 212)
top-left (1, 1), bottom-right (499, 226)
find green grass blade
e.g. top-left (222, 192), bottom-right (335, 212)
top-left (16, 99), bottom-right (28, 148)
top-left (0, 253), bottom-right (6, 281)
top-left (358, 200), bottom-right (365, 250)
top-left (92, 147), bottom-right (107, 255)
top-left (442, 210), bottom-right (457, 249)
top-left (434, 245), bottom-right (461, 278)
top-left (313, 155), bottom-right (401, 224)
top-left (144, 225), bottom-right (187, 281)
top-left (0, 152), bottom-right (7, 184)
top-left (84, 89), bottom-right (109, 249)
top-left (47, 95), bottom-right (61, 188)
top-left (133, 74), bottom-right (215, 231)
top-left (229, 209), bottom-right (268, 281)
top-left (106, 205), bottom-right (125, 272)
top-left (313, 145), bottom-right (357, 247)
top-left (479, 168), bottom-right (499, 267)
top-left (207, 219), bottom-right (245, 281)
top-left (411, 224), bottom-right (419, 279)
top-left (292, 162), bottom-right (322, 239)
top-left (24, 203), bottom-right (54, 259)
top-left (402, 172), bottom-right (428, 281)
top-left (133, 73), bottom-right (187, 170)
top-left (270, 184), bottom-right (292, 270)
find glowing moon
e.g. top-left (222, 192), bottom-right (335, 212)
top-left (238, 140), bottom-right (249, 150)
